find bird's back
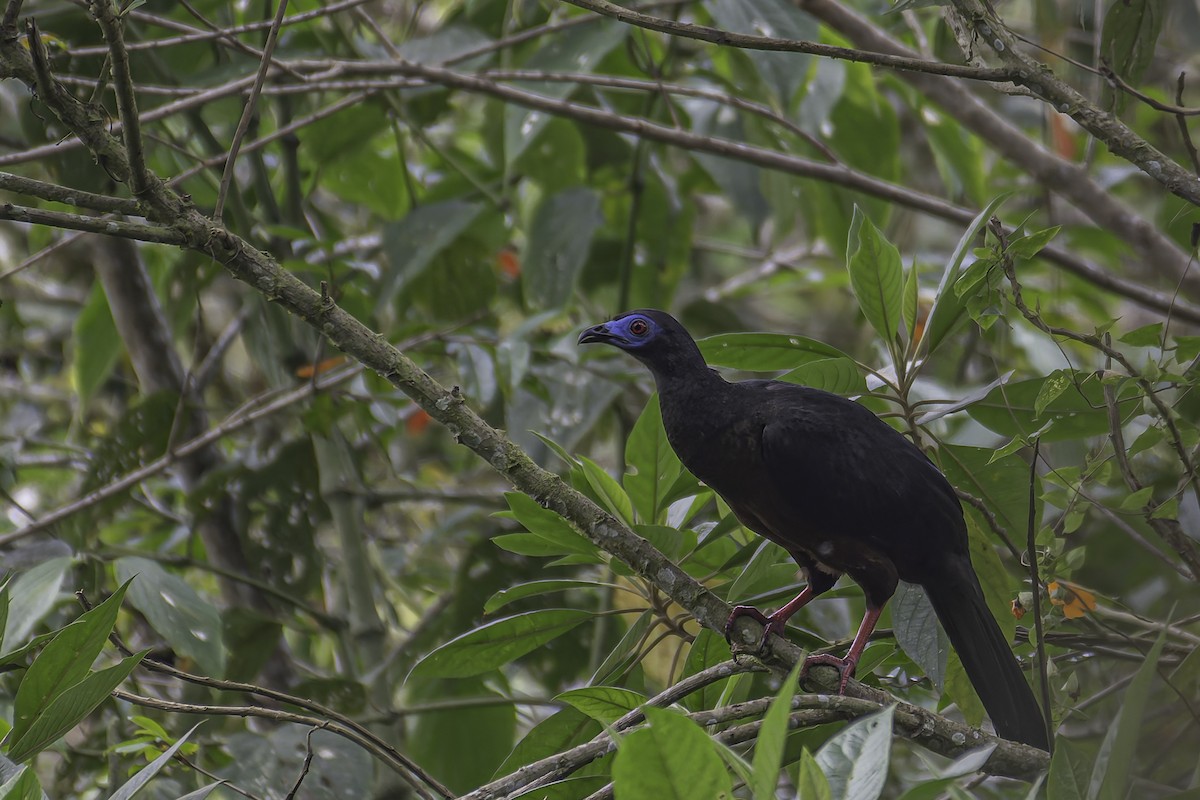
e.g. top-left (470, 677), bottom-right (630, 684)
top-left (660, 377), bottom-right (968, 586)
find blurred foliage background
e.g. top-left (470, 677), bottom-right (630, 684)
top-left (0, 0), bottom-right (1198, 797)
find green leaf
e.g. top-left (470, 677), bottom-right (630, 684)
top-left (409, 677), bottom-right (516, 794)
top-left (10, 581), bottom-right (130, 748)
top-left (815, 704), bottom-right (894, 800)
top-left (942, 651), bottom-right (984, 727)
top-left (796, 748), bottom-right (833, 799)
top-left (625, 395), bottom-right (682, 523)
top-left (1089, 632), bottom-right (1166, 800)
top-left (497, 493), bottom-right (600, 557)
top-left (698, 333), bottom-right (850, 371)
top-left (891, 583), bottom-right (948, 690)
top-left (846, 206), bottom-right (904, 347)
top-left (7, 651), bottom-right (147, 763)
top-left (484, 580), bottom-right (609, 614)
top-left (1118, 323), bottom-right (1164, 347)
top-left (114, 558), bottom-right (225, 678)
top-left (1034, 371), bottom-right (1072, 419)
top-left (923, 194), bottom-right (1011, 355)
top-left (523, 188), bottom-right (603, 309)
top-left (1100, 0), bottom-right (1165, 112)
top-left (751, 665), bottom-right (802, 800)
top-left (410, 609), bottom-right (592, 680)
top-left (611, 707), bottom-right (732, 800)
top-left (965, 375), bottom-right (1139, 442)
top-left (704, 0), bottom-right (816, 105)
top-left (71, 282), bottom-right (122, 413)
top-left (557, 686), bottom-right (645, 725)
top-left (902, 263), bottom-right (919, 344)
top-left (1004, 225), bottom-right (1061, 260)
top-left (590, 609), bottom-right (654, 685)
top-left (378, 200), bottom-right (484, 310)
top-left (0, 766), bottom-right (42, 800)
top-left (778, 358), bottom-right (868, 395)
top-left (504, 21), bottom-right (627, 164)
top-left (1049, 737), bottom-right (1093, 800)
top-left (3, 557), bottom-right (70, 647)
top-left (494, 707), bottom-right (600, 779)
top-left (579, 457), bottom-right (635, 527)
top-left (106, 723), bottom-right (203, 800)
top-left (681, 629), bottom-right (734, 711)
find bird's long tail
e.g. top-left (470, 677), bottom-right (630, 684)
top-left (924, 559), bottom-right (1050, 750)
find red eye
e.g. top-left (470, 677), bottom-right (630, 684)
top-left (629, 319), bottom-right (649, 336)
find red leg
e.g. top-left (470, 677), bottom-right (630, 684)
top-left (724, 585), bottom-right (818, 645)
top-left (800, 604), bottom-right (884, 693)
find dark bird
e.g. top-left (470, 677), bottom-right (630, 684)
top-left (579, 309), bottom-right (1049, 750)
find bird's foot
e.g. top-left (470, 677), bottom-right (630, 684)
top-left (800, 653), bottom-right (857, 694)
top-left (724, 605), bottom-right (786, 650)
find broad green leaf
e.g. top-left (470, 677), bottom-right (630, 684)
top-left (484, 580), bottom-right (610, 614)
top-left (751, 665), bottom-right (802, 800)
top-left (494, 707), bottom-right (601, 779)
top-left (497, 493), bottom-right (600, 557)
top-left (523, 188), bottom-right (603, 309)
top-left (1118, 323), bottom-right (1164, 347)
top-left (378, 200), bottom-right (484, 310)
top-left (796, 748), bottom-right (833, 800)
top-left (698, 333), bottom-right (849, 371)
top-left (778, 358), bottom-right (868, 395)
top-left (942, 651), bottom-right (984, 728)
top-left (409, 677), bottom-right (515, 794)
top-left (891, 583), bottom-right (947, 690)
top-left (7, 651), bottom-right (147, 763)
top-left (923, 194), bottom-right (1011, 355)
top-left (410, 609), bottom-right (592, 680)
top-left (681, 629), bottom-right (733, 711)
top-left (1089, 631), bottom-right (1166, 800)
top-left (579, 457), bottom-right (635, 527)
top-left (71, 282), bottom-right (121, 413)
top-left (491, 533), bottom-right (604, 561)
top-left (0, 766), bottom-right (42, 800)
top-left (611, 707), bottom-right (732, 800)
top-left (11, 581), bottom-right (130, 747)
top-left (0, 580), bottom-right (9, 655)
top-left (1100, 0), bottom-right (1164, 112)
top-left (625, 395), bottom-right (682, 523)
top-left (590, 609), bottom-right (654, 685)
top-left (704, 0), bottom-right (817, 105)
top-left (1006, 226), bottom-right (1061, 260)
top-left (965, 376), bottom-right (1140, 442)
top-left (902, 263), bottom-right (919, 344)
top-left (1048, 737), bottom-right (1093, 800)
top-left (3, 558), bottom-right (70, 648)
top-left (170, 784), bottom-right (222, 800)
top-left (846, 206), bottom-right (904, 347)
top-left (106, 723), bottom-right (203, 800)
top-left (114, 558), bottom-right (225, 678)
top-left (815, 704), bottom-right (894, 800)
top-left (557, 686), bottom-right (646, 725)
top-left (963, 514), bottom-right (1018, 644)
top-left (504, 21), bottom-right (627, 164)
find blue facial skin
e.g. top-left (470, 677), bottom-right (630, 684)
top-left (577, 313), bottom-right (658, 350)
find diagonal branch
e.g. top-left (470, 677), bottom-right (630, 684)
top-left (90, 0), bottom-right (151, 197)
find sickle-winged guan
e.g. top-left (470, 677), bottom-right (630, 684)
top-left (579, 308), bottom-right (1049, 750)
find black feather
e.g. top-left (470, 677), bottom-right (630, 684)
top-left (580, 308), bottom-right (1049, 750)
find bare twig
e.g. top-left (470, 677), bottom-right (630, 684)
top-left (0, 171), bottom-right (141, 214)
top-left (213, 0), bottom-right (290, 220)
top-left (1025, 438), bottom-right (1054, 751)
top-left (0, 202), bottom-right (184, 244)
top-left (90, 0), bottom-right (151, 196)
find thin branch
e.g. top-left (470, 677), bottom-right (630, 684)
top-left (948, 0), bottom-right (1200, 207)
top-left (557, 0), bottom-right (1015, 82)
top-left (213, 0), bottom-right (290, 221)
top-left (1025, 438), bottom-right (1054, 751)
top-left (1, 0), bottom-right (22, 32)
top-left (90, 0), bottom-right (150, 196)
top-left (0, 171), bottom-right (141, 214)
top-left (0, 202), bottom-right (185, 244)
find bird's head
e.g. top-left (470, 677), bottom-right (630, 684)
top-left (578, 309), bottom-right (705, 379)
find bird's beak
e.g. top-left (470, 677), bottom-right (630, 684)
top-left (578, 322), bottom-right (620, 346)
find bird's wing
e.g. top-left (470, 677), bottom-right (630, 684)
top-left (755, 384), bottom-right (966, 559)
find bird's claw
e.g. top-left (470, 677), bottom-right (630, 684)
top-left (724, 605), bottom-right (785, 650)
top-left (800, 653), bottom-right (857, 694)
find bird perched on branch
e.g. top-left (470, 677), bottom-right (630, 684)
top-left (579, 309), bottom-right (1049, 750)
